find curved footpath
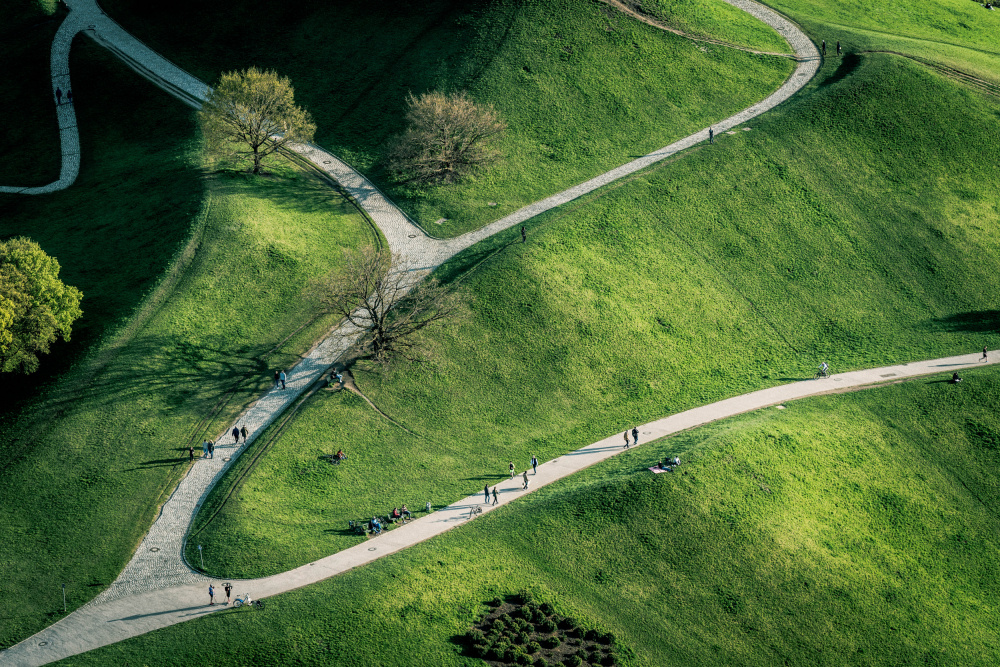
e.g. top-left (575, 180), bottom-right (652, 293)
top-left (1, 0), bottom-right (824, 664)
top-left (4, 352), bottom-right (997, 665)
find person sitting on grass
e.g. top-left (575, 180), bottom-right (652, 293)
top-left (369, 516), bottom-right (382, 535)
top-left (401, 504), bottom-right (411, 520)
top-left (334, 448), bottom-right (346, 464)
top-left (950, 372), bottom-right (963, 384)
top-left (657, 460), bottom-right (666, 470)
top-left (392, 507), bottom-right (402, 522)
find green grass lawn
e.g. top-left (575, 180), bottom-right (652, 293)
top-left (0, 20), bottom-right (375, 649)
top-left (188, 52), bottom-right (1000, 579)
top-left (60, 368), bottom-right (1000, 666)
top-left (770, 0), bottom-right (1000, 80)
top-left (100, 0), bottom-right (794, 235)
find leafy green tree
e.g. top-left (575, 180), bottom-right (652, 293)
top-left (199, 67), bottom-right (316, 174)
top-left (0, 237), bottom-right (83, 374)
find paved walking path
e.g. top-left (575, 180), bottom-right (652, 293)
top-left (0, 0), bottom-right (827, 663)
top-left (4, 351), bottom-right (996, 665)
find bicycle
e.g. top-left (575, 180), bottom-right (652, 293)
top-left (231, 592), bottom-right (265, 610)
top-left (814, 369), bottom-right (829, 379)
top-left (468, 505), bottom-right (483, 519)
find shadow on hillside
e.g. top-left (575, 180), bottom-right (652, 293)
top-left (931, 310), bottom-right (1000, 333)
top-left (818, 52), bottom-right (861, 89)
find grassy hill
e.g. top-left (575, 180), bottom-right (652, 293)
top-left (187, 50), bottom-right (1000, 579)
top-left (60, 367), bottom-right (1000, 666)
top-left (0, 5), bottom-right (375, 646)
top-left (100, 0), bottom-right (794, 234)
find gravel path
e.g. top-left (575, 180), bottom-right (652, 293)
top-left (1, 0), bottom-right (825, 663)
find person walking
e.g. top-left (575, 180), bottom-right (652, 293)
top-left (232, 426), bottom-right (240, 444)
top-left (207, 441), bottom-right (215, 459)
top-left (273, 370), bottom-right (280, 389)
top-left (208, 584), bottom-right (215, 606)
top-left (531, 455), bottom-right (538, 475)
top-left (632, 426), bottom-right (639, 446)
top-left (279, 370), bottom-right (287, 389)
top-left (522, 470), bottom-right (530, 490)
top-left (521, 226), bottom-right (527, 243)
top-left (492, 487), bottom-right (499, 505)
top-left (240, 425), bottom-right (249, 443)
top-left (624, 431), bottom-right (630, 449)
top-left (55, 87), bottom-right (62, 104)
top-left (66, 89), bottom-right (73, 104)
top-left (189, 446), bottom-right (195, 461)
top-left (484, 485), bottom-right (491, 503)
top-left (224, 582), bottom-right (232, 605)
top-left (836, 40), bottom-right (842, 56)
top-left (982, 346), bottom-right (988, 363)
top-left (509, 462), bottom-right (515, 478)
top-left (821, 39), bottom-right (826, 55)
top-left (709, 127), bottom-right (714, 144)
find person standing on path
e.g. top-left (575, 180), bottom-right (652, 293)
top-left (521, 226), bottom-right (527, 243)
top-left (836, 41), bottom-right (842, 56)
top-left (66, 89), bottom-right (73, 104)
top-left (55, 87), bottom-right (62, 104)
top-left (224, 583), bottom-right (232, 605)
top-left (208, 584), bottom-right (215, 606)
top-left (189, 446), bottom-right (194, 461)
top-left (982, 346), bottom-right (988, 363)
top-left (484, 485), bottom-right (491, 503)
top-left (232, 426), bottom-right (240, 444)
top-left (202, 440), bottom-right (209, 458)
top-left (207, 441), bottom-right (215, 459)
top-left (492, 487), bottom-right (499, 505)
top-left (509, 462), bottom-right (515, 478)
top-left (531, 455), bottom-right (538, 475)
top-left (624, 431), bottom-right (630, 449)
top-left (709, 127), bottom-right (714, 144)
top-left (632, 427), bottom-right (639, 446)
top-left (273, 370), bottom-right (280, 389)
top-left (522, 470), bottom-right (530, 490)
top-left (279, 370), bottom-right (287, 389)
top-left (241, 425), bottom-right (249, 443)
top-left (821, 39), bottom-right (826, 55)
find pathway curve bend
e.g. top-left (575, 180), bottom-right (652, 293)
top-left (1, 0), bottom-right (822, 663)
top-left (4, 352), bottom-right (998, 665)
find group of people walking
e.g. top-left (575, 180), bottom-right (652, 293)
top-left (188, 424), bottom-right (250, 461)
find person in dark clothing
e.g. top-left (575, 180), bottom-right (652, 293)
top-left (224, 582), bottom-right (232, 604)
top-left (240, 425), bottom-right (249, 443)
top-left (981, 346), bottom-right (988, 363)
top-left (189, 446), bottom-right (195, 461)
top-left (531, 456), bottom-right (538, 474)
top-left (273, 370), bottom-right (280, 388)
top-left (67, 89), bottom-right (73, 103)
top-left (624, 431), bottom-right (630, 449)
top-left (484, 485), bottom-right (491, 503)
top-left (232, 426), bottom-right (240, 444)
top-left (521, 226), bottom-right (527, 243)
top-left (207, 441), bottom-right (215, 459)
top-left (836, 41), bottom-right (842, 56)
top-left (950, 372), bottom-right (963, 384)
top-left (632, 427), bottom-right (639, 446)
top-left (492, 487), bottom-right (499, 505)
top-left (709, 127), bottom-right (714, 144)
top-left (55, 87), bottom-right (62, 104)
top-left (821, 39), bottom-right (826, 55)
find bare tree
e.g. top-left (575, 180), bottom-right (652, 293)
top-left (199, 67), bottom-right (316, 174)
top-left (387, 91), bottom-right (507, 185)
top-left (310, 246), bottom-right (459, 362)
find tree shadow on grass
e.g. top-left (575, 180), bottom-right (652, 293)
top-left (930, 310), bottom-right (1000, 334)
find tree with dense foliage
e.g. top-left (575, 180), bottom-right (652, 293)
top-left (0, 237), bottom-right (83, 374)
top-left (309, 245), bottom-right (459, 362)
top-left (199, 67), bottom-right (316, 174)
top-left (388, 91), bottom-right (507, 185)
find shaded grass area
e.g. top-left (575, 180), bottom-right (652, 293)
top-left (191, 53), bottom-right (1000, 577)
top-left (0, 36), bottom-right (375, 649)
top-left (61, 368), bottom-right (1000, 666)
top-left (100, 0), bottom-right (793, 235)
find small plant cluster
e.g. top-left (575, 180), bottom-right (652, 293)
top-left (460, 593), bottom-right (619, 666)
